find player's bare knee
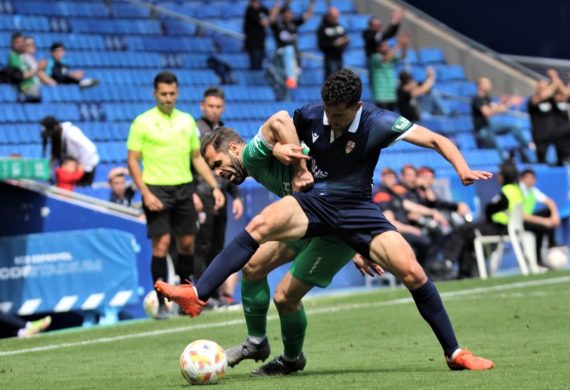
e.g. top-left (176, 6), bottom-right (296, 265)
top-left (242, 261), bottom-right (268, 281)
top-left (273, 290), bottom-right (298, 313)
top-left (246, 214), bottom-right (274, 243)
top-left (400, 262), bottom-right (428, 289)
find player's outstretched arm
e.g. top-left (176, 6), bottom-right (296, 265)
top-left (403, 125), bottom-right (493, 185)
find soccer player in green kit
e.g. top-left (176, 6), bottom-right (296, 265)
top-left (198, 111), bottom-right (381, 376)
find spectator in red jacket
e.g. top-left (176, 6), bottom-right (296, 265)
top-left (55, 157), bottom-right (84, 191)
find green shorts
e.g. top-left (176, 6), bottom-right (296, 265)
top-left (284, 236), bottom-right (355, 288)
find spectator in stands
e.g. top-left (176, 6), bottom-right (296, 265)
top-left (0, 312), bottom-right (51, 339)
top-left (519, 168), bottom-right (561, 268)
top-left (126, 71), bottom-right (224, 319)
top-left (373, 168), bottom-right (452, 279)
top-left (471, 77), bottom-right (533, 162)
top-left (18, 36), bottom-right (54, 103)
top-left (317, 6), bottom-right (350, 80)
top-left (1, 32), bottom-right (25, 86)
top-left (46, 42), bottom-right (98, 89)
top-left (362, 9), bottom-right (404, 60)
top-left (108, 167), bottom-right (136, 207)
top-left (194, 87), bottom-right (244, 307)
top-left (397, 67), bottom-right (449, 122)
top-left (40, 116), bottom-right (99, 186)
top-left (528, 69), bottom-right (570, 165)
top-left (55, 157), bottom-right (84, 191)
top-left (270, 0), bottom-right (315, 89)
top-left (443, 162), bottom-right (523, 278)
top-left (416, 166), bottom-right (473, 225)
top-left (370, 33), bottom-right (410, 110)
top-left (243, 0), bottom-right (275, 70)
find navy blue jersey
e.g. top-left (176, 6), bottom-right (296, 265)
top-left (293, 102), bottom-right (415, 198)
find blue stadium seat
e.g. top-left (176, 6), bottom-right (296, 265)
top-left (419, 48), bottom-right (445, 64)
top-left (112, 3), bottom-right (150, 18)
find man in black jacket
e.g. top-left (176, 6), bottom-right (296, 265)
top-left (362, 8), bottom-right (404, 60)
top-left (194, 87), bottom-right (244, 305)
top-left (317, 7), bottom-right (349, 80)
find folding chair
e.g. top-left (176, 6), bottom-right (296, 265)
top-left (473, 203), bottom-right (539, 279)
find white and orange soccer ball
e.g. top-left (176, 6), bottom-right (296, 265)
top-left (142, 290), bottom-right (173, 318)
top-left (180, 340), bottom-right (228, 385)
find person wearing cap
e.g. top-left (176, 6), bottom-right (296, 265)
top-left (108, 167), bottom-right (137, 207)
top-left (40, 115), bottom-right (99, 186)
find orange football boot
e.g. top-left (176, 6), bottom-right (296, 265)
top-left (446, 349), bottom-right (495, 371)
top-left (154, 280), bottom-right (206, 318)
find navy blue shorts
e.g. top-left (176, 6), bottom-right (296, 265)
top-left (290, 192), bottom-right (397, 257)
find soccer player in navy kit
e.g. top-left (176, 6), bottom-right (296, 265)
top-left (158, 69), bottom-right (495, 371)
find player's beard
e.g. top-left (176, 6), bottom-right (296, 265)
top-left (229, 154), bottom-right (247, 184)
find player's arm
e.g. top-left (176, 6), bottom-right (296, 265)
top-left (127, 150), bottom-right (163, 211)
top-left (403, 125), bottom-right (493, 185)
top-left (191, 149), bottom-right (225, 209)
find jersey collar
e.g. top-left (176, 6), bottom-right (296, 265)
top-left (322, 106), bottom-right (363, 134)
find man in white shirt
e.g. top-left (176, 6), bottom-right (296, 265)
top-left (519, 168), bottom-right (561, 266)
top-left (40, 116), bottom-right (99, 186)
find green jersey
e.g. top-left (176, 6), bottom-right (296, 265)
top-left (242, 132), bottom-right (293, 197)
top-left (241, 131), bottom-right (355, 288)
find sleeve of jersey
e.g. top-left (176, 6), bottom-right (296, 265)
top-left (370, 110), bottom-right (416, 149)
top-left (243, 129), bottom-right (273, 167)
top-left (126, 118), bottom-right (144, 152)
top-left (292, 108), bottom-right (309, 142)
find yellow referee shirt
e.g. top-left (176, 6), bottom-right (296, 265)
top-left (127, 107), bottom-right (200, 185)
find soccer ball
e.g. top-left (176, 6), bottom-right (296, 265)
top-left (142, 290), bottom-right (172, 318)
top-left (545, 247), bottom-right (568, 270)
top-left (180, 340), bottom-right (228, 385)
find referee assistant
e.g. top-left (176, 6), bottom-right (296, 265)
top-left (127, 71), bottom-right (224, 319)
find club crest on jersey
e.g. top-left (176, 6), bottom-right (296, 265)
top-left (345, 140), bottom-right (355, 154)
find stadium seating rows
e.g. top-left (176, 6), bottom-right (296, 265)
top-left (0, 0), bottom-right (534, 200)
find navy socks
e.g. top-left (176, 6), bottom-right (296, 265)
top-left (195, 230), bottom-right (259, 301)
top-left (410, 280), bottom-right (459, 357)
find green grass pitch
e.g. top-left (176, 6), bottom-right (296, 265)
top-left (1, 271), bottom-right (569, 389)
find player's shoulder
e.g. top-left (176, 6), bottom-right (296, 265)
top-left (295, 102), bottom-right (324, 119)
top-left (362, 102), bottom-right (413, 133)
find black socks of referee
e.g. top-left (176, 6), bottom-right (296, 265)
top-left (410, 279), bottom-right (459, 357)
top-left (151, 256), bottom-right (167, 307)
top-left (176, 254), bottom-right (194, 285)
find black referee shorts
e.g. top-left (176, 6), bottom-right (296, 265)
top-left (143, 182), bottom-right (199, 238)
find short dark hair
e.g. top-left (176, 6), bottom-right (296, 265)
top-left (203, 86), bottom-right (225, 101)
top-left (400, 164), bottom-right (416, 174)
top-left (11, 32), bottom-right (23, 43)
top-left (500, 162), bottom-right (519, 185)
top-left (321, 69), bottom-right (362, 107)
top-left (153, 71), bottom-right (178, 89)
top-left (399, 71), bottom-right (413, 85)
top-left (381, 167), bottom-right (397, 176)
top-left (521, 168), bottom-right (535, 178)
top-left (200, 127), bottom-right (245, 158)
top-left (50, 42), bottom-right (64, 52)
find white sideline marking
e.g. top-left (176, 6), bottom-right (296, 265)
top-left (1, 275), bottom-right (569, 357)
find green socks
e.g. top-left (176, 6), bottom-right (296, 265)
top-left (279, 306), bottom-right (307, 360)
top-left (241, 278), bottom-right (270, 337)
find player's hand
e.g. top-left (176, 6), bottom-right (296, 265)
top-left (232, 198), bottom-right (244, 220)
top-left (192, 193), bottom-right (204, 213)
top-left (273, 143), bottom-right (310, 165)
top-left (459, 170), bottom-right (493, 186)
top-left (292, 167), bottom-right (314, 192)
top-left (353, 254), bottom-right (384, 277)
top-left (213, 188), bottom-right (225, 210)
top-left (143, 191), bottom-right (163, 211)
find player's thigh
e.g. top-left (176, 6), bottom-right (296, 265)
top-left (290, 236), bottom-right (355, 288)
top-left (369, 231), bottom-right (426, 285)
top-left (247, 196), bottom-right (309, 242)
top-left (243, 241), bottom-right (298, 281)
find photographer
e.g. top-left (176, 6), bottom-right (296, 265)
top-left (40, 115), bottom-right (99, 186)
